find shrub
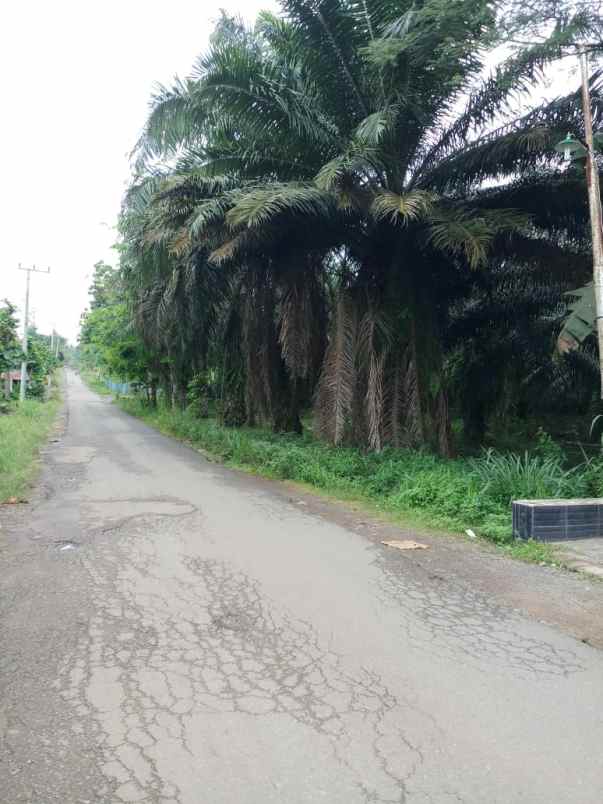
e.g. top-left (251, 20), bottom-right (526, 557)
top-left (115, 398), bottom-right (599, 549)
top-left (0, 398), bottom-right (60, 501)
top-left (470, 449), bottom-right (585, 506)
top-left (533, 427), bottom-right (566, 464)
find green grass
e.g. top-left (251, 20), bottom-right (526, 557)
top-left (112, 398), bottom-right (598, 566)
top-left (79, 369), bottom-right (112, 396)
top-left (0, 396), bottom-right (61, 502)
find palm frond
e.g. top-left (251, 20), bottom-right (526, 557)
top-left (226, 184), bottom-right (336, 228)
top-left (370, 190), bottom-right (435, 225)
top-left (558, 283), bottom-right (596, 353)
top-left (314, 291), bottom-right (358, 445)
top-left (427, 207), bottom-right (528, 269)
top-left (354, 106), bottom-right (398, 146)
top-left (358, 306), bottom-right (392, 452)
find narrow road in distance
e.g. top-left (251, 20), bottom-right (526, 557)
top-left (2, 370), bottom-right (603, 803)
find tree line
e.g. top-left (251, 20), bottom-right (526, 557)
top-left (0, 300), bottom-right (64, 400)
top-left (79, 0), bottom-right (603, 454)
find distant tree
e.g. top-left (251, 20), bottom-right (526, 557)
top-left (25, 330), bottom-right (57, 398)
top-left (0, 301), bottom-right (22, 398)
top-left (89, 261), bottom-right (120, 309)
top-left (499, 0), bottom-right (603, 47)
top-left (79, 263), bottom-right (156, 398)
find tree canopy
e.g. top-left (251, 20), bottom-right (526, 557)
top-left (97, 0), bottom-right (603, 453)
top-left (0, 301), bottom-right (22, 380)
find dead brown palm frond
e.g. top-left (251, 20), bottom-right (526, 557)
top-left (170, 227), bottom-right (191, 257)
top-left (242, 286), bottom-right (268, 425)
top-left (209, 233), bottom-right (247, 264)
top-left (358, 306), bottom-right (392, 452)
top-left (157, 269), bottom-right (180, 329)
top-left (383, 340), bottom-right (424, 448)
top-left (314, 291), bottom-right (358, 445)
top-left (383, 351), bottom-right (404, 448)
top-left (402, 343), bottom-right (424, 448)
top-left (383, 357), bottom-right (399, 448)
top-left (436, 387), bottom-right (452, 458)
top-left (242, 275), bottom-right (281, 426)
top-left (278, 259), bottom-right (327, 383)
top-left (365, 350), bottom-right (386, 451)
top-left (278, 281), bottom-right (313, 380)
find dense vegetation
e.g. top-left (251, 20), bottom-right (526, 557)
top-left (0, 300), bottom-right (64, 502)
top-left (78, 1), bottom-right (603, 546)
top-left (83, 2), bottom-right (603, 447)
top-left (114, 394), bottom-right (603, 561)
top-left (0, 397), bottom-right (61, 502)
top-left (0, 299), bottom-right (63, 401)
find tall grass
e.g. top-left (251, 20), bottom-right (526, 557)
top-left (0, 398), bottom-right (61, 501)
top-left (78, 369), bottom-right (112, 396)
top-left (117, 398), bottom-right (603, 546)
top-left (469, 449), bottom-right (587, 505)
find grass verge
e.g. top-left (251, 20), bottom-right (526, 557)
top-left (0, 395), bottom-right (61, 502)
top-left (114, 398), bottom-right (563, 565)
top-left (79, 369), bottom-right (112, 396)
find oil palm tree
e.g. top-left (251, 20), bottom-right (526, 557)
top-left (125, 1), bottom-right (600, 452)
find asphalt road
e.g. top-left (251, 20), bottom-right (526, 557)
top-left (2, 371), bottom-right (603, 803)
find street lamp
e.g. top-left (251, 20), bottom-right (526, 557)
top-left (554, 48), bottom-right (603, 399)
top-left (554, 132), bottom-right (588, 161)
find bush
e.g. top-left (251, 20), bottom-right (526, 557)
top-left (187, 372), bottom-right (211, 418)
top-left (533, 427), bottom-right (566, 464)
top-left (470, 448), bottom-right (586, 506)
top-left (115, 398), bottom-right (600, 548)
top-left (576, 458), bottom-right (603, 497)
top-left (0, 398), bottom-right (60, 500)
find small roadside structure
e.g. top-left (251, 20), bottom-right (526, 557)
top-left (1, 370), bottom-right (22, 396)
top-left (513, 499), bottom-right (603, 542)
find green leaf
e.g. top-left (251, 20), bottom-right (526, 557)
top-left (370, 190), bottom-right (435, 225)
top-left (558, 283), bottom-right (596, 351)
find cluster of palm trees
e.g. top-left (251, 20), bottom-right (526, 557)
top-left (119, 0), bottom-right (601, 454)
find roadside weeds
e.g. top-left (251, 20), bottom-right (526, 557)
top-left (104, 395), bottom-right (590, 574)
top-left (0, 388), bottom-right (62, 503)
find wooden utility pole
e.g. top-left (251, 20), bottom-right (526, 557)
top-left (580, 48), bottom-right (603, 398)
top-left (17, 264), bottom-right (50, 402)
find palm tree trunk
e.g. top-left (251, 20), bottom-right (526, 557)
top-left (384, 257), bottom-right (452, 457)
top-left (149, 379), bottom-right (158, 408)
top-left (170, 365), bottom-right (178, 410)
top-left (410, 296), bottom-right (452, 458)
top-left (177, 380), bottom-right (188, 410)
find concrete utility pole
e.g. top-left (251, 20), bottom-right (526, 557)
top-left (17, 264), bottom-right (50, 402)
top-left (580, 48), bottom-right (603, 398)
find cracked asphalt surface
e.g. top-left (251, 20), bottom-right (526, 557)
top-left (2, 371), bottom-right (603, 803)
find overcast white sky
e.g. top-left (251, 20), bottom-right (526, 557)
top-left (0, 0), bottom-right (273, 344)
top-left (0, 2), bottom-right (583, 346)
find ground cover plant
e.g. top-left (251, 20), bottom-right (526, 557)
top-left (77, 1), bottom-right (603, 458)
top-left (0, 396), bottom-right (61, 502)
top-left (116, 395), bottom-right (603, 562)
top-left (78, 1), bottom-right (603, 566)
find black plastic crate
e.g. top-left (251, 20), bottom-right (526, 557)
top-left (512, 499), bottom-right (603, 542)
